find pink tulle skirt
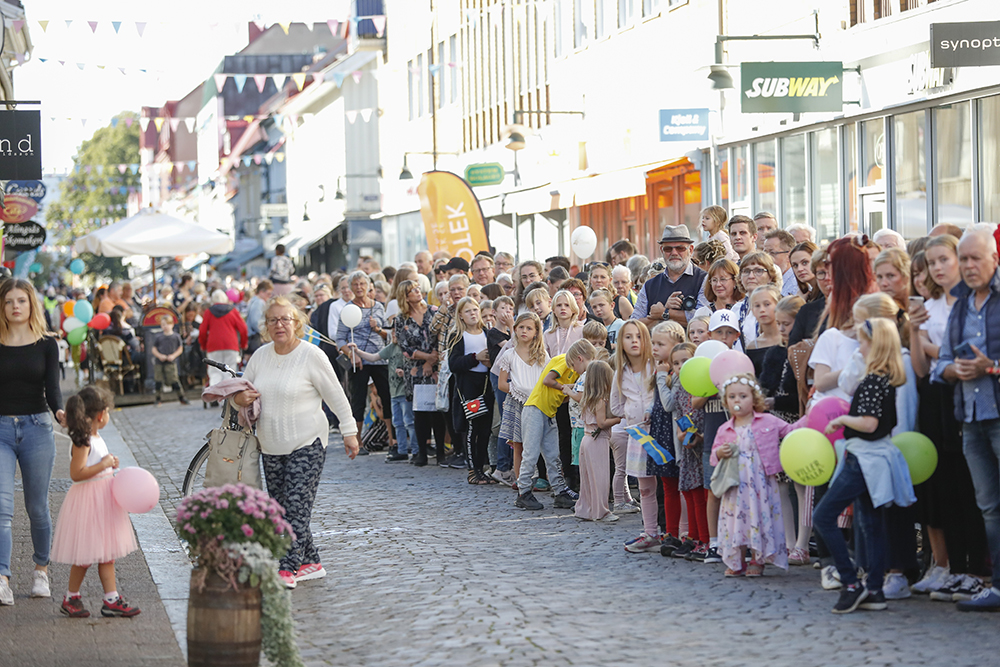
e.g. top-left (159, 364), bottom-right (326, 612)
top-left (50, 472), bottom-right (138, 566)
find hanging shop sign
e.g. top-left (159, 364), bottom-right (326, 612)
top-left (930, 22), bottom-right (1000, 68)
top-left (4, 180), bottom-right (47, 203)
top-left (259, 203), bottom-right (289, 217)
top-left (0, 111), bottom-right (42, 180)
top-left (464, 162), bottom-right (506, 187)
top-left (417, 171), bottom-right (490, 261)
top-left (659, 108), bottom-right (710, 142)
top-left (2, 221), bottom-right (46, 251)
top-left (741, 62), bottom-right (843, 114)
top-left (0, 194), bottom-right (39, 223)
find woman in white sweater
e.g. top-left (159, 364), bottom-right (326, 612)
top-left (233, 296), bottom-right (359, 590)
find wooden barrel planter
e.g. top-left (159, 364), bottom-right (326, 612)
top-left (187, 570), bottom-right (262, 667)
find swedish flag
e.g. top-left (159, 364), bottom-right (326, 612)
top-left (626, 425), bottom-right (674, 465)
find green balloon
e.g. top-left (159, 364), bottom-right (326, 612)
top-left (679, 357), bottom-right (716, 397)
top-left (891, 431), bottom-right (938, 485)
top-left (780, 428), bottom-right (837, 486)
top-left (67, 326), bottom-right (88, 346)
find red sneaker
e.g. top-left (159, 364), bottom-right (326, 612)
top-left (295, 563), bottom-right (327, 582)
top-left (278, 570), bottom-right (297, 589)
top-left (100, 596), bottom-right (140, 617)
top-left (60, 596), bottom-right (90, 618)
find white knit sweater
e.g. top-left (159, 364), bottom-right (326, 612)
top-left (242, 342), bottom-right (357, 455)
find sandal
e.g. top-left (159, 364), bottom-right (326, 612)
top-left (467, 471), bottom-right (492, 485)
top-left (724, 567), bottom-right (746, 577)
top-left (746, 563), bottom-right (765, 577)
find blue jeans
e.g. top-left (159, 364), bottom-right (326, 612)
top-left (812, 452), bottom-right (887, 592)
top-left (962, 419), bottom-right (1000, 582)
top-left (390, 395), bottom-right (416, 455)
top-left (0, 413), bottom-right (56, 578)
top-left (490, 374), bottom-right (512, 472)
top-left (518, 406), bottom-right (566, 495)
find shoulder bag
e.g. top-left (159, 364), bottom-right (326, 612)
top-left (457, 375), bottom-right (490, 420)
top-left (204, 398), bottom-right (262, 489)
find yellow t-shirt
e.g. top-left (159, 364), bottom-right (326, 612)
top-left (524, 354), bottom-right (579, 418)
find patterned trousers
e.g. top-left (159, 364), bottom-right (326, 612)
top-left (262, 439), bottom-right (326, 572)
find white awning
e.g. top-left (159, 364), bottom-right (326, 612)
top-left (504, 183), bottom-right (569, 215)
top-left (277, 220), bottom-right (342, 259)
top-left (568, 166), bottom-right (650, 207)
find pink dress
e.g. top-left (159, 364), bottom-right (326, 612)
top-left (51, 435), bottom-right (137, 566)
top-left (575, 408), bottom-right (612, 521)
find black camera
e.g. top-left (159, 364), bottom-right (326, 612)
top-left (681, 295), bottom-right (698, 311)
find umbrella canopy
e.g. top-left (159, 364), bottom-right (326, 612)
top-left (74, 209), bottom-right (234, 258)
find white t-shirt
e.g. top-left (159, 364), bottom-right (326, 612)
top-left (463, 331), bottom-right (488, 372)
top-left (808, 327), bottom-right (859, 404)
top-left (920, 295), bottom-right (954, 374)
top-left (327, 298), bottom-right (348, 340)
top-left (496, 347), bottom-right (550, 403)
top-left (79, 434), bottom-right (110, 468)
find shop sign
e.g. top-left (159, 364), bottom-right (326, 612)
top-left (0, 111), bottom-right (42, 180)
top-left (658, 108), bottom-right (709, 142)
top-left (930, 21), bottom-right (1000, 68)
top-left (464, 162), bottom-right (506, 187)
top-left (259, 202), bottom-right (289, 217)
top-left (0, 194), bottom-right (39, 223)
top-left (2, 221), bottom-right (46, 251)
top-left (741, 62), bottom-right (843, 113)
top-left (4, 180), bottom-right (47, 203)
top-left (417, 171), bottom-right (490, 261)
top-left (906, 50), bottom-right (953, 96)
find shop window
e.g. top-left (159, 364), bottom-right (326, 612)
top-left (811, 128), bottom-right (840, 243)
top-left (732, 144), bottom-right (749, 206)
top-left (981, 95), bottom-right (1000, 224)
top-left (781, 135), bottom-right (807, 226)
top-left (934, 102), bottom-right (973, 227)
top-left (893, 110), bottom-right (927, 239)
top-left (861, 119), bottom-right (885, 189)
top-left (753, 140), bottom-right (776, 215)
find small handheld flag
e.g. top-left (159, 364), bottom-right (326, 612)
top-left (625, 425), bottom-right (674, 465)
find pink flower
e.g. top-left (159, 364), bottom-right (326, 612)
top-left (184, 523), bottom-right (196, 534)
top-left (218, 499), bottom-right (229, 509)
top-left (240, 524), bottom-right (254, 538)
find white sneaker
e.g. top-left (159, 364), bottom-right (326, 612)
top-left (821, 565), bottom-right (843, 590)
top-left (0, 577), bottom-right (12, 605)
top-left (30, 570), bottom-right (50, 598)
top-left (490, 468), bottom-right (508, 485)
top-left (613, 502), bottom-right (640, 515)
top-left (911, 564), bottom-right (950, 594)
top-left (597, 513), bottom-right (620, 523)
top-left (882, 572), bottom-right (911, 600)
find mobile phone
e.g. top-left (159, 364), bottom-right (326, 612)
top-left (908, 296), bottom-right (924, 308)
top-left (954, 341), bottom-right (975, 360)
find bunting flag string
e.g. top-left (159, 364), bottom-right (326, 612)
top-left (24, 18), bottom-right (360, 37)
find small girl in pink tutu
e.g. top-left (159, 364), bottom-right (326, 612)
top-left (51, 387), bottom-right (140, 618)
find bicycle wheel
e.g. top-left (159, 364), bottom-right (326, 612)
top-left (182, 443), bottom-right (211, 496)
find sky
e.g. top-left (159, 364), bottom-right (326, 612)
top-left (12, 0), bottom-right (351, 171)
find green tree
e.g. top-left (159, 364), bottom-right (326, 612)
top-left (46, 112), bottom-right (141, 249)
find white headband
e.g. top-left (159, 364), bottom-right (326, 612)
top-left (721, 376), bottom-right (760, 393)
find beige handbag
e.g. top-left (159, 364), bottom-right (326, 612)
top-left (710, 443), bottom-right (740, 498)
top-left (204, 400), bottom-right (262, 488)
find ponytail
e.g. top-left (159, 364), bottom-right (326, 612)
top-left (64, 386), bottom-right (113, 448)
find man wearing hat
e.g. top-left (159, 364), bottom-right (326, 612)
top-left (632, 225), bottom-right (707, 328)
top-left (444, 257), bottom-right (471, 278)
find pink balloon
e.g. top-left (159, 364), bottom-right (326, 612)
top-left (225, 288), bottom-right (240, 303)
top-left (89, 312), bottom-right (111, 331)
top-left (709, 350), bottom-right (755, 388)
top-left (806, 396), bottom-right (851, 445)
top-left (112, 467), bottom-right (160, 514)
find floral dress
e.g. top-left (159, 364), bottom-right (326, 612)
top-left (393, 308), bottom-right (436, 400)
top-left (672, 383), bottom-right (704, 492)
top-left (648, 382), bottom-right (678, 477)
top-left (717, 425), bottom-right (787, 571)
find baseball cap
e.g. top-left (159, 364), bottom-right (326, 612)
top-left (709, 309), bottom-right (739, 332)
top-left (444, 257), bottom-right (470, 273)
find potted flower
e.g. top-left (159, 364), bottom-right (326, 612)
top-left (177, 483), bottom-right (303, 667)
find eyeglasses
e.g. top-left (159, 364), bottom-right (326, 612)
top-left (815, 270), bottom-right (830, 280)
top-left (659, 245), bottom-right (688, 255)
top-left (266, 316), bottom-right (295, 326)
top-left (588, 261), bottom-right (610, 268)
top-left (709, 276), bottom-right (734, 285)
top-left (766, 250), bottom-right (789, 257)
top-left (743, 267), bottom-right (768, 276)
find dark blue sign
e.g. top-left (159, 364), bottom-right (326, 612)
top-left (5, 180), bottom-right (47, 203)
top-left (659, 108), bottom-right (710, 142)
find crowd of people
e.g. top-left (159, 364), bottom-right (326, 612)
top-left (3, 211), bottom-right (1000, 614)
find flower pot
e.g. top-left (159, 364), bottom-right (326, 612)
top-left (187, 569), bottom-right (262, 667)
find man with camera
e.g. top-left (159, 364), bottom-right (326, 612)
top-left (632, 225), bottom-right (707, 328)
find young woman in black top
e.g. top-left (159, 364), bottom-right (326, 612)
top-left (0, 279), bottom-right (66, 605)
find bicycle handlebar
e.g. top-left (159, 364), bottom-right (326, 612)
top-left (202, 358), bottom-right (239, 377)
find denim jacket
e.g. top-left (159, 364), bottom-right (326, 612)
top-left (710, 411), bottom-right (795, 476)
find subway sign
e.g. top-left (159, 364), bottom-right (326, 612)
top-left (741, 62), bottom-right (843, 114)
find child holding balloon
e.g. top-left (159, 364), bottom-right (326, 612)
top-left (649, 323), bottom-right (684, 551)
top-left (51, 386), bottom-right (140, 618)
top-left (711, 374), bottom-right (794, 576)
top-left (813, 318), bottom-right (915, 614)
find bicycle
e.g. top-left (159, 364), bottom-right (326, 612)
top-left (182, 358), bottom-right (244, 496)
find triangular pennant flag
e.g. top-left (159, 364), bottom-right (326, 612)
top-left (118, 164), bottom-right (127, 174)
top-left (254, 155), bottom-right (262, 165)
top-left (58, 60), bottom-right (65, 66)
top-left (243, 115), bottom-right (254, 123)
top-left (139, 117), bottom-right (150, 131)
top-left (289, 114), bottom-right (298, 126)
top-left (187, 160), bottom-right (197, 171)
top-left (169, 118), bottom-right (180, 132)
top-left (118, 67), bottom-right (126, 75)
top-left (214, 73), bottom-right (227, 93)
top-left (37, 20), bottom-right (48, 32)
top-left (110, 118), bottom-right (119, 128)
top-left (184, 117), bottom-right (194, 133)
top-left (153, 117), bottom-right (165, 132)
top-left (360, 108), bottom-right (373, 123)
top-left (345, 110), bottom-right (358, 124)
top-left (167, 163), bottom-right (174, 173)
top-left (76, 63), bottom-right (85, 70)
top-left (253, 74), bottom-right (267, 92)
top-left (12, 19), bottom-right (23, 31)
top-left (130, 164), bottom-right (139, 174)
top-left (273, 113), bottom-right (284, 128)
top-left (327, 19), bottom-right (339, 36)
top-left (313, 71), bottom-right (325, 83)
top-left (275, 153), bottom-right (284, 163)
top-left (39, 58), bottom-right (47, 63)
top-left (429, 64), bottom-right (442, 76)
top-left (292, 73), bottom-right (306, 91)
top-left (88, 21), bottom-right (98, 33)
top-left (371, 15), bottom-right (387, 37)
top-left (242, 156), bottom-right (252, 167)
top-left (84, 166), bottom-right (92, 174)
top-left (331, 72), bottom-right (346, 87)
top-left (278, 22), bottom-right (290, 34)
top-left (264, 153), bottom-right (274, 165)
top-left (253, 20), bottom-right (265, 32)
top-left (124, 118), bottom-right (133, 128)
top-left (96, 165), bottom-right (103, 175)
top-left (65, 20), bottom-right (73, 28)
top-left (112, 21), bottom-right (121, 33)
top-left (273, 74), bottom-right (287, 90)
top-left (81, 119), bottom-right (87, 127)
top-left (351, 70), bottom-right (363, 84)
top-left (135, 22), bottom-right (146, 37)
top-left (233, 74), bottom-right (247, 92)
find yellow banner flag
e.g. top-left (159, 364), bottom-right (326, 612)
top-left (417, 171), bottom-right (490, 262)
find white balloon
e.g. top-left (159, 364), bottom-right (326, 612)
top-left (571, 226), bottom-right (598, 259)
top-left (340, 303), bottom-right (363, 329)
top-left (62, 316), bottom-right (85, 333)
top-left (694, 339), bottom-right (728, 360)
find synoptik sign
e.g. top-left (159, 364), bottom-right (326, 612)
top-left (931, 22), bottom-right (1000, 68)
top-left (0, 111), bottom-right (42, 180)
top-left (740, 62), bottom-right (843, 114)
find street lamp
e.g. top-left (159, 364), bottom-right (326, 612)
top-left (398, 151), bottom-right (459, 180)
top-left (708, 10), bottom-right (820, 89)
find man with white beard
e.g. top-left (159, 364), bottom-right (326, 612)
top-left (631, 225), bottom-right (707, 328)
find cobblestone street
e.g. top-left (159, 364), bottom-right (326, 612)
top-left (116, 400), bottom-right (998, 667)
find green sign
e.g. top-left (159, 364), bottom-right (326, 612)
top-left (741, 62), bottom-right (843, 114)
top-left (464, 162), bottom-right (505, 187)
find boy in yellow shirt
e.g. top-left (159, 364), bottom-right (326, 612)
top-left (515, 339), bottom-right (598, 510)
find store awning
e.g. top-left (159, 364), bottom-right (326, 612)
top-left (277, 220), bottom-right (342, 259)
top-left (215, 243), bottom-right (264, 272)
top-left (504, 183), bottom-right (568, 216)
top-left (568, 166), bottom-right (649, 207)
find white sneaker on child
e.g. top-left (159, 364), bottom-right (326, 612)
top-left (911, 564), bottom-right (950, 594)
top-left (882, 572), bottom-right (912, 600)
top-left (821, 565), bottom-right (843, 590)
top-left (613, 502), bottom-right (639, 515)
top-left (30, 570), bottom-right (50, 598)
top-left (0, 577), bottom-right (12, 605)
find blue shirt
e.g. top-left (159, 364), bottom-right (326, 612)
top-left (937, 290), bottom-right (999, 422)
top-left (245, 295), bottom-right (266, 337)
